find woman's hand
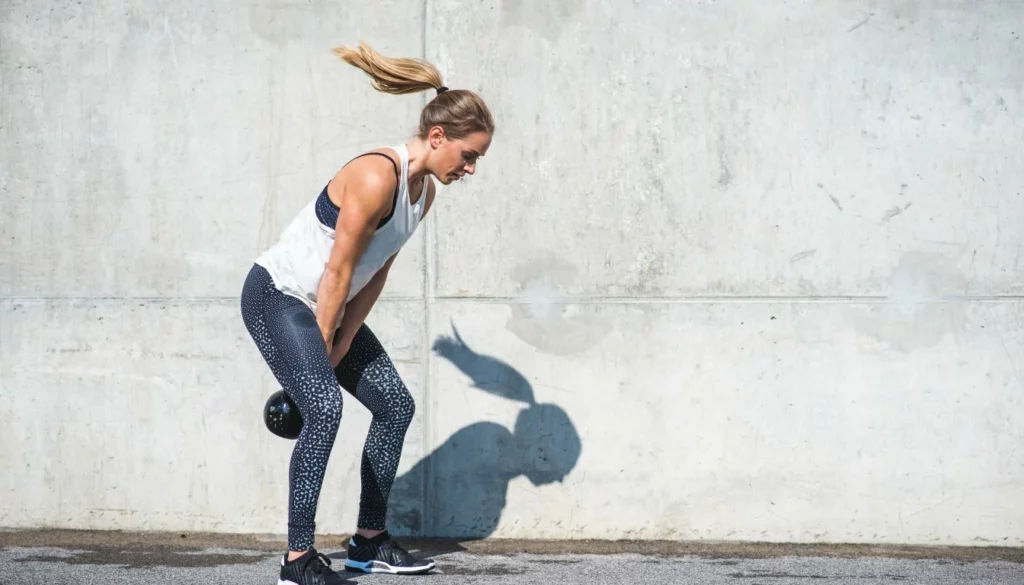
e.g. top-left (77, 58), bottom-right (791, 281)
top-left (319, 310), bottom-right (342, 358)
top-left (328, 333), bottom-right (353, 368)
top-left (322, 328), bottom-right (335, 358)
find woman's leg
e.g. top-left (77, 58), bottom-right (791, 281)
top-left (241, 264), bottom-right (344, 555)
top-left (333, 323), bottom-right (434, 574)
top-left (333, 323), bottom-right (415, 531)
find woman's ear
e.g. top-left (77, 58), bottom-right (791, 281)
top-left (428, 125), bottom-right (446, 148)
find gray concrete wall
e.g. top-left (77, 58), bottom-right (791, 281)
top-left (2, 0), bottom-right (1023, 545)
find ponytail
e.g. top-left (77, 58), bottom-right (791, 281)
top-left (332, 41), bottom-right (444, 95)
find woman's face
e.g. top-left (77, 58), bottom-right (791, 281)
top-left (429, 129), bottom-right (492, 185)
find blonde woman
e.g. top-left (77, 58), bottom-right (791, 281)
top-left (240, 41), bottom-right (494, 585)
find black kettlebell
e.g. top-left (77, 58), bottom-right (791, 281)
top-left (264, 389), bottom-right (302, 439)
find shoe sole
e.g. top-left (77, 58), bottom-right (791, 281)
top-left (344, 559), bottom-right (435, 574)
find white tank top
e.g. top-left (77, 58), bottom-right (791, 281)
top-left (254, 144), bottom-right (427, 328)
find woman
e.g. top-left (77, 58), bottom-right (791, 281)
top-left (240, 41), bottom-right (494, 585)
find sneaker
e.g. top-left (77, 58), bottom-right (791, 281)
top-left (344, 531), bottom-right (436, 574)
top-left (279, 547), bottom-right (346, 585)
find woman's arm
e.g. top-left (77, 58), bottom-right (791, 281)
top-left (327, 176), bottom-right (434, 364)
top-left (316, 163), bottom-right (396, 354)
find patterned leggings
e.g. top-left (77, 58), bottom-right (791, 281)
top-left (240, 263), bottom-right (415, 551)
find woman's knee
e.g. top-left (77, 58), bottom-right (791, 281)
top-left (300, 386), bottom-right (344, 431)
top-left (389, 386), bottom-right (416, 425)
top-left (364, 382), bottom-right (415, 426)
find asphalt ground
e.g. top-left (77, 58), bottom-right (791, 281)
top-left (2, 529), bottom-right (1022, 584)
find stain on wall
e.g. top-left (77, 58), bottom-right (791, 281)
top-left (505, 256), bottom-right (611, 355)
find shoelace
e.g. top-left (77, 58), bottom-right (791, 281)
top-left (304, 550), bottom-right (333, 574)
top-left (379, 539), bottom-right (414, 562)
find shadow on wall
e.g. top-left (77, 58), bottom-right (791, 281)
top-left (386, 322), bottom-right (583, 539)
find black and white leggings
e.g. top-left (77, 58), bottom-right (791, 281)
top-left (240, 263), bottom-right (415, 551)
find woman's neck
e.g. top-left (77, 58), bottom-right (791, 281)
top-left (405, 137), bottom-right (433, 182)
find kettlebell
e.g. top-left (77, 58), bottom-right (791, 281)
top-left (264, 389), bottom-right (303, 439)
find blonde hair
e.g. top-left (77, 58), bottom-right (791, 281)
top-left (333, 41), bottom-right (495, 140)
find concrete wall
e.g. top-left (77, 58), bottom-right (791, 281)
top-left (2, 0), bottom-right (1023, 546)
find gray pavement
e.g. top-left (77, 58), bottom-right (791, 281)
top-left (2, 530), bottom-right (1022, 584)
